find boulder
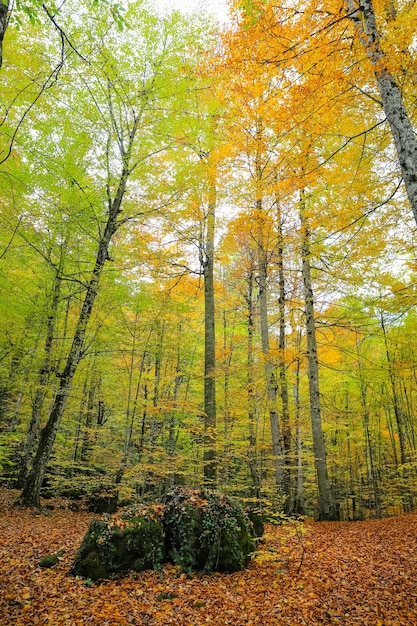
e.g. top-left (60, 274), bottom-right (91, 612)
top-left (162, 487), bottom-right (256, 572)
top-left (71, 487), bottom-right (259, 580)
top-left (71, 505), bottom-right (165, 580)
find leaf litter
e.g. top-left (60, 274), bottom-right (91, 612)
top-left (1, 488), bottom-right (417, 625)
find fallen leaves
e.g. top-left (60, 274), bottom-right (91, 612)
top-left (1, 487), bottom-right (417, 625)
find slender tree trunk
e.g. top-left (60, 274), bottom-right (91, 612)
top-left (355, 332), bottom-right (381, 517)
top-left (299, 192), bottom-right (338, 520)
top-left (221, 308), bottom-right (234, 486)
top-left (346, 0), bottom-right (417, 223)
top-left (80, 371), bottom-right (97, 463)
top-left (202, 158), bottom-right (217, 485)
top-left (115, 325), bottom-right (153, 486)
top-left (72, 376), bottom-right (89, 466)
top-left (257, 214), bottom-right (285, 500)
top-left (293, 352), bottom-right (304, 515)
top-left (16, 273), bottom-right (62, 488)
top-left (148, 322), bottom-right (165, 454)
top-left (276, 201), bottom-right (292, 510)
top-left (380, 313), bottom-right (413, 511)
top-left (18, 117), bottom-right (139, 508)
top-left (245, 269), bottom-right (261, 501)
top-left (166, 324), bottom-right (183, 459)
top-left (380, 313), bottom-right (408, 466)
top-left (19, 234), bottom-right (113, 507)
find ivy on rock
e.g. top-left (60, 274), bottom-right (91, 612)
top-left (162, 487), bottom-right (256, 573)
top-left (71, 488), bottom-right (261, 580)
top-left (71, 505), bottom-right (165, 580)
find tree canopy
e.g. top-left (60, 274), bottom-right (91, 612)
top-left (1, 0), bottom-right (417, 520)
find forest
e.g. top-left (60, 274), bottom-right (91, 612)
top-left (1, 0), bottom-right (417, 527)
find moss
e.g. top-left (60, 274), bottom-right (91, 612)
top-left (72, 489), bottom-right (256, 579)
top-left (38, 549), bottom-right (64, 568)
top-left (71, 507), bottom-right (165, 581)
top-left (162, 487), bottom-right (255, 573)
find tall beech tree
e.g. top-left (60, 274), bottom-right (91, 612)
top-left (18, 2), bottom-right (204, 507)
top-left (345, 0), bottom-right (417, 224)
top-left (202, 154), bottom-right (217, 484)
top-left (19, 112), bottom-right (141, 507)
top-left (299, 191), bottom-right (338, 521)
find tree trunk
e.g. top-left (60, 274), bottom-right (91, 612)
top-left (346, 0), bottom-right (417, 224)
top-left (115, 324), bottom-right (152, 486)
top-left (276, 201), bottom-right (292, 510)
top-left (0, 0), bottom-right (8, 69)
top-left (293, 349), bottom-right (304, 515)
top-left (80, 371), bottom-right (97, 463)
top-left (380, 313), bottom-right (413, 511)
top-left (16, 272), bottom-right (62, 488)
top-left (202, 158), bottom-right (217, 485)
top-left (245, 269), bottom-right (261, 501)
top-left (19, 232), bottom-right (114, 507)
top-left (355, 335), bottom-right (381, 519)
top-left (18, 116), bottom-right (139, 508)
top-left (300, 193), bottom-right (338, 521)
top-left (166, 324), bottom-right (183, 459)
top-left (257, 212), bottom-right (285, 500)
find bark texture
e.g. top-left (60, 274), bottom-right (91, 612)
top-left (346, 0), bottom-right (417, 223)
top-left (300, 195), bottom-right (338, 520)
top-left (257, 209), bottom-right (284, 499)
top-left (202, 159), bottom-right (217, 484)
top-left (0, 0), bottom-right (8, 69)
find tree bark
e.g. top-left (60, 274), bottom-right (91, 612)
top-left (18, 116), bottom-right (139, 508)
top-left (257, 209), bottom-right (285, 500)
top-left (16, 272), bottom-right (62, 488)
top-left (276, 201), bottom-right (291, 510)
top-left (346, 0), bottom-right (417, 224)
top-left (293, 350), bottom-right (304, 515)
top-left (300, 192), bottom-right (338, 520)
top-left (0, 0), bottom-right (8, 69)
top-left (380, 312), bottom-right (413, 511)
top-left (245, 268), bottom-right (261, 501)
top-left (202, 158), bottom-right (217, 485)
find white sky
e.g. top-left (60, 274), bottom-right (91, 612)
top-left (154, 0), bottom-right (230, 23)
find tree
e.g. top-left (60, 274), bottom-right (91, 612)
top-left (345, 0), bottom-right (417, 224)
top-left (299, 190), bottom-right (338, 521)
top-left (17, 1), bottom-right (205, 507)
top-left (202, 153), bottom-right (217, 484)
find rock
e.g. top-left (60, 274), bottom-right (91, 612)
top-left (71, 487), bottom-right (257, 580)
top-left (39, 549), bottom-right (64, 568)
top-left (71, 506), bottom-right (165, 580)
top-left (162, 487), bottom-right (255, 572)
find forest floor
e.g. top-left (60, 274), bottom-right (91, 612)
top-left (1, 488), bottom-right (417, 626)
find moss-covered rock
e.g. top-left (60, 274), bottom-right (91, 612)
top-left (162, 487), bottom-right (255, 572)
top-left (71, 505), bottom-right (165, 580)
top-left (39, 549), bottom-right (64, 568)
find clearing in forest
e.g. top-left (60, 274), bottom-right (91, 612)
top-left (0, 488), bottom-right (417, 625)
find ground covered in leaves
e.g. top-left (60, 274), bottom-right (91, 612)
top-left (1, 488), bottom-right (417, 625)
